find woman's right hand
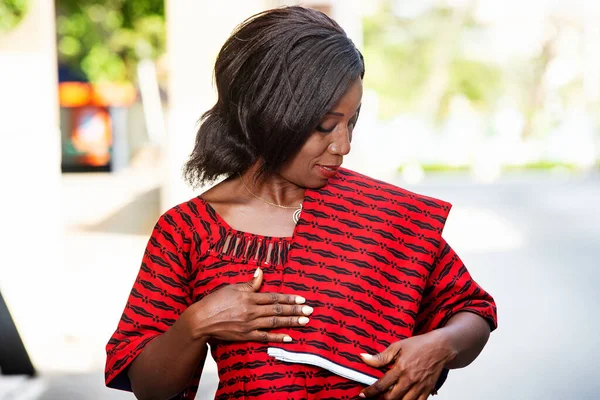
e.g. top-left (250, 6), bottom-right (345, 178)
top-left (180, 267), bottom-right (313, 343)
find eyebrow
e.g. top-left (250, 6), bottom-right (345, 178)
top-left (326, 104), bottom-right (362, 118)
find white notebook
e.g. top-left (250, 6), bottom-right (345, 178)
top-left (268, 347), bottom-right (377, 385)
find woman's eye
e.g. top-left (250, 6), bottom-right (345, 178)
top-left (316, 125), bottom-right (335, 133)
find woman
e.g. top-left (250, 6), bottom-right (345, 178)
top-left (105, 6), bottom-right (497, 400)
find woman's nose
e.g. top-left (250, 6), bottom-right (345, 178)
top-left (329, 131), bottom-right (351, 156)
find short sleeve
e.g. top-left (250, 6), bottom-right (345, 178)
top-left (105, 209), bottom-right (192, 391)
top-left (415, 237), bottom-right (498, 334)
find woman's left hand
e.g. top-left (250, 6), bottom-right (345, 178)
top-left (359, 330), bottom-right (457, 399)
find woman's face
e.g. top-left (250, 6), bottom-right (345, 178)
top-left (278, 78), bottom-right (363, 189)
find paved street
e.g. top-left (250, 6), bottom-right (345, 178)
top-left (401, 173), bottom-right (600, 400)
top-left (3, 171), bottom-right (598, 400)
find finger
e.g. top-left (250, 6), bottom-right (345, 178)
top-left (247, 330), bottom-right (294, 343)
top-left (417, 393), bottom-right (429, 400)
top-left (253, 292), bottom-right (306, 305)
top-left (253, 315), bottom-right (311, 330)
top-left (382, 377), bottom-right (414, 400)
top-left (360, 343), bottom-right (401, 368)
top-left (255, 304), bottom-right (314, 317)
top-left (240, 267), bottom-right (263, 292)
top-left (360, 369), bottom-right (402, 398)
top-left (389, 383), bottom-right (421, 400)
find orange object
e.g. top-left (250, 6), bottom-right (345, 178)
top-left (59, 82), bottom-right (136, 107)
top-left (59, 81), bottom-right (136, 169)
top-left (58, 82), bottom-right (92, 107)
top-left (70, 106), bottom-right (112, 166)
top-left (91, 82), bottom-right (137, 107)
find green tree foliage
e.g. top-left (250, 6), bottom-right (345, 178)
top-left (362, 4), bottom-right (434, 119)
top-left (363, 0), bottom-right (502, 121)
top-left (55, 0), bottom-right (165, 84)
top-left (0, 0), bottom-right (29, 33)
top-left (442, 58), bottom-right (502, 116)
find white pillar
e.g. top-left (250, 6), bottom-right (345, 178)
top-left (163, 0), bottom-right (269, 211)
top-left (0, 0), bottom-right (63, 371)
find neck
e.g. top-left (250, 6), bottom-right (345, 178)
top-left (239, 162), bottom-right (305, 207)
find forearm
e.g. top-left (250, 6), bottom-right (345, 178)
top-left (128, 311), bottom-right (209, 400)
top-left (435, 311), bottom-right (491, 369)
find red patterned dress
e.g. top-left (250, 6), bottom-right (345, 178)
top-left (105, 168), bottom-right (497, 399)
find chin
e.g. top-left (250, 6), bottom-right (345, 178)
top-left (304, 176), bottom-right (330, 189)
top-left (289, 169), bottom-right (334, 189)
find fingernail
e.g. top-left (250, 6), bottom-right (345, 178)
top-left (295, 296), bottom-right (306, 304)
top-left (302, 306), bottom-right (313, 315)
top-left (360, 353), bottom-right (373, 360)
top-left (283, 336), bottom-right (293, 342)
top-left (254, 268), bottom-right (260, 278)
top-left (298, 317), bottom-right (309, 325)
top-left (359, 393), bottom-right (366, 398)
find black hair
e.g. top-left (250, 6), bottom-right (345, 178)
top-left (183, 6), bottom-right (365, 187)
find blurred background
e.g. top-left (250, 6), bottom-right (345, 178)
top-left (0, 0), bottom-right (598, 399)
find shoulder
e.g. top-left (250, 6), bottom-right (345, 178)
top-left (158, 195), bottom-right (219, 236)
top-left (333, 168), bottom-right (452, 213)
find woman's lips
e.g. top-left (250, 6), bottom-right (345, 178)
top-left (316, 164), bottom-right (339, 179)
